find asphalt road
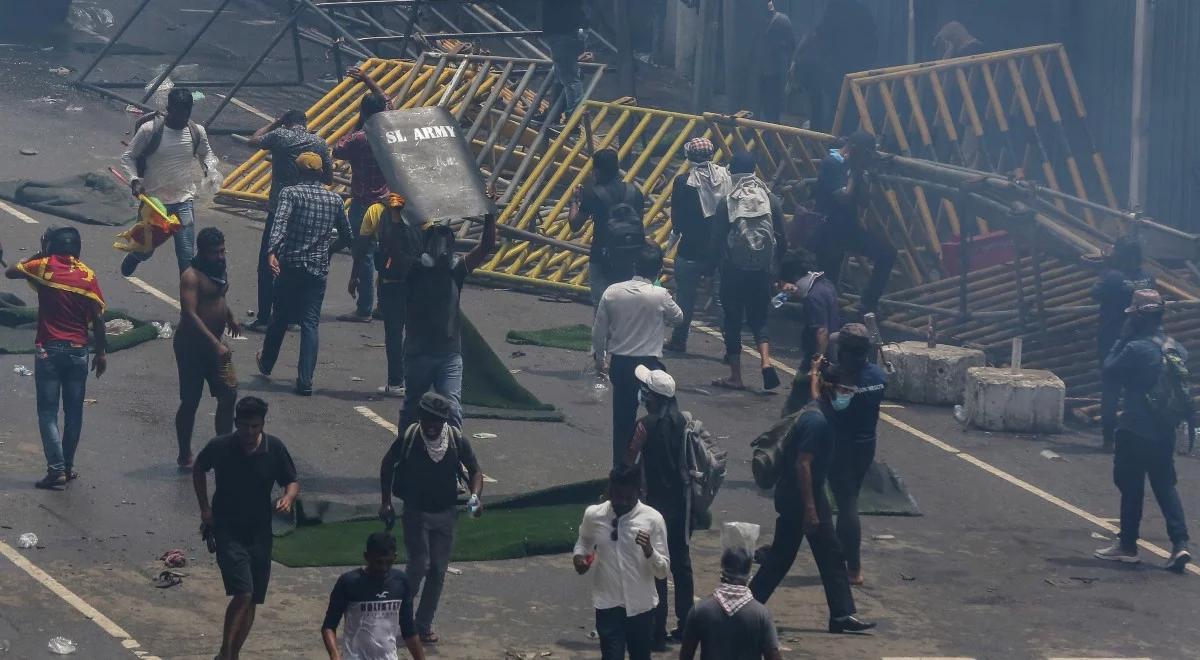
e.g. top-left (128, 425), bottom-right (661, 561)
top-left (3, 2), bottom-right (1200, 659)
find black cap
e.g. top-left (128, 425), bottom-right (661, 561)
top-left (418, 392), bottom-right (454, 420)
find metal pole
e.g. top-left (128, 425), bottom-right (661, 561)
top-left (76, 0), bottom-right (153, 83)
top-left (300, 0), bottom-right (377, 57)
top-left (1129, 0), bottom-right (1154, 209)
top-left (204, 9), bottom-right (304, 128)
top-left (290, 0), bottom-right (306, 83)
top-left (141, 0), bottom-right (236, 104)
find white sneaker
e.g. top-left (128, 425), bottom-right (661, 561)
top-left (1094, 542), bottom-right (1140, 563)
top-left (377, 385), bottom-right (405, 397)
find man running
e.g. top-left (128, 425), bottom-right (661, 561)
top-left (175, 227), bottom-right (240, 470)
top-left (194, 396), bottom-right (298, 660)
top-left (322, 532), bottom-right (426, 659)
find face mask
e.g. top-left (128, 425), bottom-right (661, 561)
top-left (831, 392), bottom-right (854, 411)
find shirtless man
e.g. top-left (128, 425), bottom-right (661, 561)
top-left (175, 227), bottom-right (240, 469)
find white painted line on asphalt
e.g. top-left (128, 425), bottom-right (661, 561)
top-left (354, 405), bottom-right (498, 483)
top-left (1049, 657), bottom-right (1152, 660)
top-left (124, 276), bottom-right (180, 310)
top-left (355, 405), bottom-right (398, 434)
top-left (883, 657), bottom-right (976, 660)
top-left (692, 321), bottom-right (1200, 576)
top-left (0, 199), bottom-right (38, 224)
top-left (214, 94), bottom-right (275, 122)
top-left (0, 540), bottom-right (157, 659)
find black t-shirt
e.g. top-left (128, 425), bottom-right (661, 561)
top-left (405, 259), bottom-right (469, 356)
top-left (580, 180), bottom-right (646, 260)
top-left (800, 276), bottom-right (840, 365)
top-left (638, 414), bottom-right (687, 505)
top-left (390, 426), bottom-right (480, 513)
top-left (195, 433), bottom-right (297, 533)
top-left (670, 174), bottom-right (712, 263)
top-left (322, 568), bottom-right (416, 656)
top-left (542, 0), bottom-right (585, 35)
top-left (1092, 268), bottom-right (1154, 355)
top-left (775, 408), bottom-right (834, 517)
top-left (814, 152), bottom-right (850, 219)
top-left (829, 363), bottom-right (887, 444)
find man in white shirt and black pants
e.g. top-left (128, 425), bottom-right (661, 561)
top-left (120, 86), bottom-right (217, 275)
top-left (592, 243), bottom-right (683, 468)
top-left (574, 466), bottom-right (671, 660)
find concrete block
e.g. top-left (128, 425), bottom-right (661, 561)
top-left (965, 367), bottom-right (1065, 433)
top-left (880, 341), bottom-right (986, 405)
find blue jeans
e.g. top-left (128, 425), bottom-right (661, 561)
top-left (588, 266), bottom-right (611, 309)
top-left (669, 258), bottom-right (704, 348)
top-left (400, 353), bottom-right (463, 430)
top-left (348, 199), bottom-right (375, 316)
top-left (35, 343), bottom-right (89, 473)
top-left (1114, 429), bottom-right (1190, 547)
top-left (546, 32), bottom-right (584, 117)
top-left (260, 267), bottom-right (327, 391)
top-left (256, 210), bottom-right (276, 322)
top-left (131, 200), bottom-right (195, 272)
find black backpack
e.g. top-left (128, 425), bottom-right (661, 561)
top-left (375, 209), bottom-right (422, 282)
top-left (134, 116), bottom-right (204, 178)
top-left (593, 182), bottom-right (646, 277)
top-left (1147, 336), bottom-right (1193, 427)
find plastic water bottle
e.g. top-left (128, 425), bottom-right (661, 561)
top-left (468, 494), bottom-right (481, 517)
top-left (590, 375), bottom-right (609, 402)
top-left (771, 292), bottom-right (789, 309)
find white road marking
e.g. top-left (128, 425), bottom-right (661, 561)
top-left (354, 405), bottom-right (498, 483)
top-left (0, 199), bottom-right (38, 224)
top-left (1049, 657), bottom-right (1153, 660)
top-left (0, 541), bottom-right (158, 659)
top-left (883, 657), bottom-right (976, 660)
top-left (354, 405), bottom-right (397, 434)
top-left (214, 94), bottom-right (275, 122)
top-left (692, 321), bottom-right (1200, 577)
top-left (124, 276), bottom-right (180, 310)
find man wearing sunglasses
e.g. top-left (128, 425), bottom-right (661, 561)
top-left (573, 467), bottom-right (670, 659)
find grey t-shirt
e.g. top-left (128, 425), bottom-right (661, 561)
top-left (684, 596), bottom-right (779, 660)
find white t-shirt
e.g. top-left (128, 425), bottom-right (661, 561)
top-left (121, 122), bottom-right (212, 207)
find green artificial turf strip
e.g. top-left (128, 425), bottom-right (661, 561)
top-left (0, 307), bottom-right (158, 354)
top-left (505, 324), bottom-right (592, 352)
top-left (272, 503), bottom-right (584, 567)
top-left (460, 314), bottom-right (556, 411)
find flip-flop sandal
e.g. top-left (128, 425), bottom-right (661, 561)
top-left (153, 570), bottom-right (183, 588)
top-left (420, 633), bottom-right (439, 644)
top-left (762, 366), bottom-right (781, 390)
top-left (710, 378), bottom-right (746, 391)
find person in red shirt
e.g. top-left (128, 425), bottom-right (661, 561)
top-left (6, 227), bottom-right (108, 490)
top-left (332, 66), bottom-right (396, 323)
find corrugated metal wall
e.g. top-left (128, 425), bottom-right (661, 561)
top-left (1146, 0), bottom-right (1200, 233)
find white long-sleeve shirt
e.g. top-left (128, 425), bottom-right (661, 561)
top-left (120, 120), bottom-right (214, 206)
top-left (574, 500), bottom-right (670, 616)
top-left (592, 276), bottom-right (683, 360)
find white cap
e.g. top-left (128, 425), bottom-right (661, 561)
top-left (634, 364), bottom-right (676, 398)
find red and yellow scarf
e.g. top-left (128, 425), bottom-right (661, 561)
top-left (16, 255), bottom-right (107, 313)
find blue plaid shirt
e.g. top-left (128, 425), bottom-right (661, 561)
top-left (269, 183), bottom-right (352, 278)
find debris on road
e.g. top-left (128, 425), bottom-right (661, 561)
top-left (899, 571), bottom-right (916, 581)
top-left (13, 365), bottom-right (32, 376)
top-left (16, 533), bottom-right (38, 548)
top-left (1090, 531), bottom-right (1110, 540)
top-left (47, 636), bottom-right (76, 655)
top-left (159, 549), bottom-right (187, 568)
top-left (510, 350), bottom-right (527, 358)
top-left (19, 148), bottom-right (39, 156)
top-left (872, 534), bottom-right (896, 540)
top-left (473, 433), bottom-right (498, 439)
top-left (49, 67), bottom-right (71, 76)
top-left (151, 322), bottom-right (173, 339)
top-left (84, 399), bottom-right (97, 405)
top-left (350, 377), bottom-right (365, 382)
top-left (1039, 449), bottom-right (1066, 462)
top-left (153, 570), bottom-right (185, 589)
top-left (105, 318), bottom-right (135, 335)
top-left (446, 566), bottom-right (463, 575)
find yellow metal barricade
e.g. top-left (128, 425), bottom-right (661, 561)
top-left (832, 44), bottom-right (1118, 241)
top-left (218, 55), bottom-right (502, 208)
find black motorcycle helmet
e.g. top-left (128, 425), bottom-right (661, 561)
top-left (42, 226), bottom-right (82, 258)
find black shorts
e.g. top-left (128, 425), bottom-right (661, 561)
top-left (174, 338), bottom-right (236, 401)
top-left (215, 527), bottom-right (272, 604)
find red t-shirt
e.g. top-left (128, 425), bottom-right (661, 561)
top-left (36, 285), bottom-right (99, 346)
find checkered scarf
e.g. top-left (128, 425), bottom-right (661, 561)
top-left (712, 584), bottom-right (754, 616)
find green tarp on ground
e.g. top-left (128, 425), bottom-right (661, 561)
top-left (461, 315), bottom-right (563, 421)
top-left (273, 479), bottom-right (608, 567)
top-left (0, 307), bottom-right (157, 354)
top-left (505, 324), bottom-right (592, 352)
top-left (0, 173), bottom-right (135, 226)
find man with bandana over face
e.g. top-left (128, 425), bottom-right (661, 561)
top-left (397, 212), bottom-right (497, 431)
top-left (174, 227), bottom-right (240, 470)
